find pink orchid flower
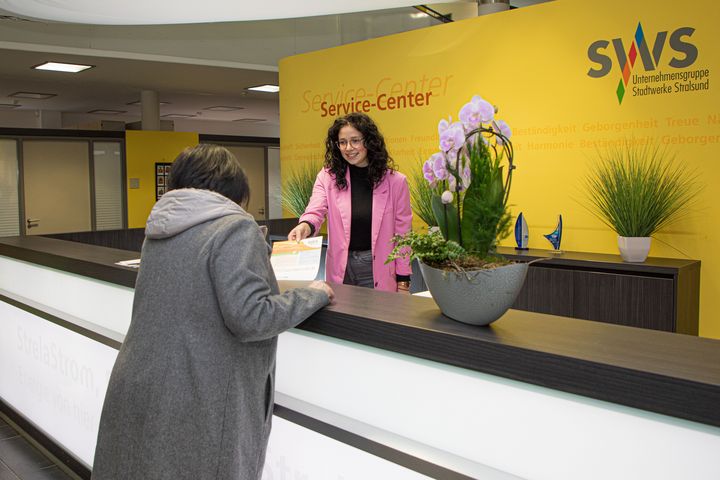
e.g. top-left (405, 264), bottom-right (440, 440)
top-left (439, 122), bottom-right (465, 154)
top-left (447, 173), bottom-right (457, 192)
top-left (431, 152), bottom-right (448, 181)
top-left (493, 120), bottom-right (512, 145)
top-left (459, 95), bottom-right (495, 132)
top-left (423, 158), bottom-right (437, 185)
top-left (460, 160), bottom-right (472, 190)
top-left (438, 117), bottom-right (450, 136)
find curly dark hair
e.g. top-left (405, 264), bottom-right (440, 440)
top-left (324, 112), bottom-right (395, 190)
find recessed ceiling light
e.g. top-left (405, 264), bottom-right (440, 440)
top-left (126, 100), bottom-right (171, 106)
top-left (32, 61), bottom-right (94, 73)
top-left (232, 118), bottom-right (267, 123)
top-left (87, 109), bottom-right (126, 115)
top-left (9, 91), bottom-right (57, 100)
top-left (161, 113), bottom-right (197, 118)
top-left (203, 106), bottom-right (245, 112)
top-left (247, 85), bottom-right (279, 93)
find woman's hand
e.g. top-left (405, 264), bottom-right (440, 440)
top-left (288, 223), bottom-right (311, 242)
top-left (308, 280), bottom-right (335, 302)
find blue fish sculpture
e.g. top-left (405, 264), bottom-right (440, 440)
top-left (544, 215), bottom-right (563, 251)
top-left (514, 212), bottom-right (529, 250)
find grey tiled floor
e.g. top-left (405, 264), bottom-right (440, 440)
top-left (0, 418), bottom-right (71, 480)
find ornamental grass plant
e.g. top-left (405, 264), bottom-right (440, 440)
top-left (409, 164), bottom-right (441, 228)
top-left (584, 144), bottom-right (700, 238)
top-left (281, 159), bottom-right (322, 218)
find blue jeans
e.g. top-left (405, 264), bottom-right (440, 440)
top-left (343, 250), bottom-right (374, 288)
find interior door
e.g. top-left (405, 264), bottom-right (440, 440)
top-left (23, 140), bottom-right (91, 235)
top-left (223, 145), bottom-right (267, 220)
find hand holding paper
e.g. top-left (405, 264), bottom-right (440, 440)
top-left (270, 236), bottom-right (323, 280)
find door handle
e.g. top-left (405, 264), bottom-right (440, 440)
top-left (26, 218), bottom-right (40, 229)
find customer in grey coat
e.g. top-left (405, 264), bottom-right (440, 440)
top-left (92, 144), bottom-right (334, 480)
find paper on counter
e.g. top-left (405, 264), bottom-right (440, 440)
top-left (270, 236), bottom-right (323, 280)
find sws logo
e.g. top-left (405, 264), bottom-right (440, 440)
top-left (587, 22), bottom-right (697, 104)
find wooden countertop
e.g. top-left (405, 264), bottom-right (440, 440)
top-left (496, 245), bottom-right (700, 275)
top-left (2, 235), bottom-right (719, 427)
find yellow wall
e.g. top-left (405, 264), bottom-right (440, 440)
top-left (279, 0), bottom-right (720, 337)
top-left (125, 131), bottom-right (199, 228)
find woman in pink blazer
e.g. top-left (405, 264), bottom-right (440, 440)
top-left (288, 113), bottom-right (413, 293)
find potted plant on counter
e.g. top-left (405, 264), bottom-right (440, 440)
top-left (584, 144), bottom-right (701, 262)
top-left (388, 95), bottom-right (527, 326)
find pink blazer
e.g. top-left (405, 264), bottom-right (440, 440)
top-left (299, 167), bottom-right (412, 292)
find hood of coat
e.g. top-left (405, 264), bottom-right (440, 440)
top-left (145, 188), bottom-right (247, 239)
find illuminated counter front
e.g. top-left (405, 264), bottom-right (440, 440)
top-left (1, 235), bottom-right (720, 480)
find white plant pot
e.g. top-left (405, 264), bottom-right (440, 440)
top-left (617, 236), bottom-right (651, 262)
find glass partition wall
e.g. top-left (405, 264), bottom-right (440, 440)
top-left (0, 139), bottom-right (20, 237)
top-left (0, 134), bottom-right (125, 237)
top-left (92, 142), bottom-right (125, 231)
top-left (1, 132), bottom-right (284, 238)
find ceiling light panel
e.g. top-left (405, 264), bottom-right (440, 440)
top-left (126, 100), bottom-right (171, 106)
top-left (33, 62), bottom-right (94, 73)
top-left (247, 85), bottom-right (280, 93)
top-left (203, 106), bottom-right (245, 111)
top-left (9, 91), bottom-right (57, 99)
top-left (87, 109), bottom-right (126, 115)
top-left (233, 118), bottom-right (266, 123)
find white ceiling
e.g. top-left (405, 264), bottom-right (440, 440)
top-left (0, 47), bottom-right (281, 123)
top-left (0, 1), bottom-right (551, 135)
top-left (0, 0), bottom-right (450, 24)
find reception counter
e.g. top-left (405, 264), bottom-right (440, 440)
top-left (1, 235), bottom-right (719, 480)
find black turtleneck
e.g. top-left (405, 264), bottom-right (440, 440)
top-left (348, 164), bottom-right (372, 251)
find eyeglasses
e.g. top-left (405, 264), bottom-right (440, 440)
top-left (336, 137), bottom-right (364, 149)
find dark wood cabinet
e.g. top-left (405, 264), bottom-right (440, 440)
top-left (500, 247), bottom-right (700, 335)
top-left (572, 270), bottom-right (675, 330)
top-left (513, 265), bottom-right (574, 317)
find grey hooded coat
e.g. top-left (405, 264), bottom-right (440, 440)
top-left (92, 189), bottom-right (329, 480)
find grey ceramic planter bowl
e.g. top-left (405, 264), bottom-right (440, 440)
top-left (419, 261), bottom-right (529, 326)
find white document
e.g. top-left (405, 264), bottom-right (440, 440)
top-left (270, 236), bottom-right (323, 280)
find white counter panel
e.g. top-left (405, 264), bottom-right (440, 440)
top-left (3, 252), bottom-right (720, 480)
top-left (0, 256), bottom-right (133, 336)
top-left (0, 298), bottom-right (118, 467)
top-left (276, 330), bottom-right (720, 480)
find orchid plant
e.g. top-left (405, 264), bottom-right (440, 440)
top-left (390, 95), bottom-right (516, 267)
